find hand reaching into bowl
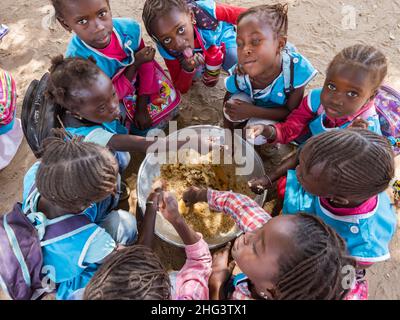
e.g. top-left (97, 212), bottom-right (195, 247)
top-left (248, 175), bottom-right (273, 195)
top-left (182, 186), bottom-right (208, 206)
top-left (160, 192), bottom-right (201, 246)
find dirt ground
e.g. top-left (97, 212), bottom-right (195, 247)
top-left (1, 0), bottom-right (399, 300)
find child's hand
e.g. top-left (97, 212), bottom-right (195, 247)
top-left (349, 117), bottom-right (369, 130)
top-left (134, 46), bottom-right (156, 67)
top-left (248, 175), bottom-right (273, 195)
top-left (182, 186), bottom-right (208, 206)
top-left (160, 192), bottom-right (181, 224)
top-left (224, 99), bottom-right (252, 122)
top-left (209, 242), bottom-right (235, 296)
top-left (134, 96), bottom-right (152, 130)
top-left (147, 190), bottom-right (163, 207)
top-left (245, 124), bottom-right (276, 142)
top-left (245, 124), bottom-right (265, 140)
top-left (152, 179), bottom-right (167, 193)
top-left (181, 53), bottom-right (205, 72)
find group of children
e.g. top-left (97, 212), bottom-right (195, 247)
top-left (0, 0), bottom-right (399, 300)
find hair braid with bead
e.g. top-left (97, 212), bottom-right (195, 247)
top-left (83, 245), bottom-right (171, 300)
top-left (36, 130), bottom-right (118, 213)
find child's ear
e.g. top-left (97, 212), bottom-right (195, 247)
top-left (190, 10), bottom-right (196, 25)
top-left (277, 37), bottom-right (287, 55)
top-left (57, 16), bottom-right (72, 33)
top-left (329, 196), bottom-right (350, 206)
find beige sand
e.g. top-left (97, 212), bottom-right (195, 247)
top-left (0, 0), bottom-right (399, 299)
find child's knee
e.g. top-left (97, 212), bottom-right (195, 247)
top-left (101, 209), bottom-right (138, 245)
top-left (115, 151), bottom-right (131, 173)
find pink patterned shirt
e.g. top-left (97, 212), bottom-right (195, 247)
top-left (173, 236), bottom-right (212, 300)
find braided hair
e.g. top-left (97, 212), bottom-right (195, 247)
top-left (36, 130), bottom-right (118, 213)
top-left (83, 245), bottom-right (171, 300)
top-left (47, 55), bottom-right (102, 111)
top-left (237, 3), bottom-right (289, 39)
top-left (301, 128), bottom-right (394, 200)
top-left (51, 0), bottom-right (110, 18)
top-left (142, 0), bottom-right (190, 39)
top-left (272, 213), bottom-right (356, 300)
top-left (328, 45), bottom-right (387, 91)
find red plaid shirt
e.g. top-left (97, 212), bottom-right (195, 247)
top-left (208, 189), bottom-right (272, 300)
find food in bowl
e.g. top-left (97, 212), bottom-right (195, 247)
top-left (158, 149), bottom-right (253, 239)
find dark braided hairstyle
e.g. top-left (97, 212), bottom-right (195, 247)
top-left (237, 3), bottom-right (289, 39)
top-left (272, 213), bottom-right (356, 300)
top-left (51, 0), bottom-right (110, 18)
top-left (83, 245), bottom-right (171, 300)
top-left (327, 45), bottom-right (387, 91)
top-left (36, 130), bottom-right (118, 213)
top-left (142, 0), bottom-right (190, 39)
top-left (47, 55), bottom-right (102, 112)
top-left (301, 128), bottom-right (394, 200)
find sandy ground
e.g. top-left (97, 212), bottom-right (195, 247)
top-left (1, 0), bottom-right (400, 300)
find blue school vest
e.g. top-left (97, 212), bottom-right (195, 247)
top-left (224, 44), bottom-right (317, 108)
top-left (157, 0), bottom-right (237, 60)
top-left (307, 88), bottom-right (382, 136)
top-left (22, 186), bottom-right (102, 300)
top-left (22, 163), bottom-right (118, 299)
top-left (282, 170), bottom-right (397, 262)
top-left (66, 18), bottom-right (142, 79)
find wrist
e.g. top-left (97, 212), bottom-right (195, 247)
top-left (168, 214), bottom-right (185, 226)
top-left (181, 60), bottom-right (196, 73)
top-left (263, 125), bottom-right (276, 141)
top-left (196, 189), bottom-right (208, 203)
top-left (133, 59), bottom-right (142, 69)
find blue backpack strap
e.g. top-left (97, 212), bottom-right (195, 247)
top-left (282, 48), bottom-right (295, 98)
top-left (307, 88), bottom-right (323, 113)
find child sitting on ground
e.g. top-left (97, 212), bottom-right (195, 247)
top-left (46, 56), bottom-right (208, 173)
top-left (0, 68), bottom-right (23, 170)
top-left (223, 4), bottom-right (317, 131)
top-left (142, 0), bottom-right (246, 93)
top-left (21, 133), bottom-right (137, 299)
top-left (52, 0), bottom-right (179, 135)
top-left (182, 186), bottom-right (355, 300)
top-left (248, 45), bottom-right (387, 190)
top-left (254, 129), bottom-right (397, 299)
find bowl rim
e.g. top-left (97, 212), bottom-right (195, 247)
top-left (136, 125), bottom-right (267, 249)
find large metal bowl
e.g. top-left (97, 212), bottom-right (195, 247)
top-left (137, 125), bottom-right (266, 249)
